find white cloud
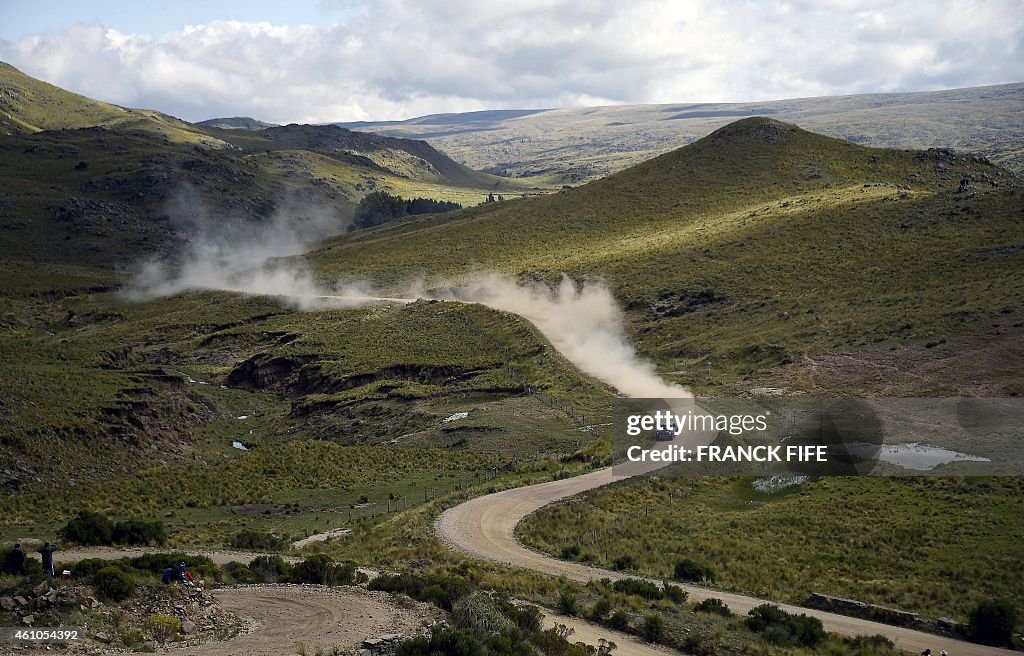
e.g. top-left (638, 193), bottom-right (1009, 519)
top-left (1, 0), bottom-right (1021, 123)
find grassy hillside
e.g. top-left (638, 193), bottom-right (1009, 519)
top-left (0, 274), bottom-right (606, 544)
top-left (0, 124), bottom-right (548, 267)
top-left (0, 61), bottom-right (229, 146)
top-left (0, 61), bottom-right (558, 269)
top-left (519, 476), bottom-right (1024, 625)
top-left (0, 66), bottom-right (584, 546)
top-left (343, 82), bottom-right (1024, 180)
top-left (316, 117), bottom-right (1024, 627)
top-left (309, 118), bottom-right (1024, 395)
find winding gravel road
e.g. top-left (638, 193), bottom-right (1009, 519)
top-left (436, 466), bottom-right (1015, 656)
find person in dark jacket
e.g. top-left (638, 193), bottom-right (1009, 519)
top-left (37, 542), bottom-right (58, 576)
top-left (7, 544), bottom-right (27, 575)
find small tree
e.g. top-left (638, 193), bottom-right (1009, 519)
top-left (144, 614), bottom-right (181, 642)
top-left (353, 191), bottom-right (407, 229)
top-left (642, 613), bottom-right (664, 643)
top-left (249, 554), bottom-right (291, 582)
top-left (588, 596), bottom-right (612, 619)
top-left (674, 558), bottom-right (714, 583)
top-left (968, 598), bottom-right (1018, 646)
top-left (694, 597), bottom-right (732, 617)
top-left (557, 590), bottom-right (579, 616)
top-left (607, 609), bottom-right (631, 631)
top-left (612, 554), bottom-right (635, 571)
top-left (60, 511), bottom-right (114, 545)
top-left (289, 554), bottom-right (356, 586)
top-left (93, 566), bottom-right (135, 601)
top-left (663, 583), bottom-right (688, 604)
top-left (113, 519), bottom-right (167, 546)
top-left (230, 529), bottom-right (286, 551)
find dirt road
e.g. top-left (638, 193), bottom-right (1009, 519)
top-left (436, 467), bottom-right (1016, 656)
top-left (171, 585), bottom-right (438, 656)
top-left (538, 607), bottom-right (675, 656)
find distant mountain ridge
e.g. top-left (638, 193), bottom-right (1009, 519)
top-left (194, 116), bottom-right (278, 130)
top-left (338, 82), bottom-right (1024, 181)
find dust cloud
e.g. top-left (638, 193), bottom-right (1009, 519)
top-left (431, 274), bottom-right (690, 399)
top-left (128, 199), bottom-right (688, 398)
top-left (126, 191), bottom-right (368, 310)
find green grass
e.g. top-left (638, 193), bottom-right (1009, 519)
top-left (0, 61), bottom-right (229, 146)
top-left (518, 476), bottom-right (1024, 624)
top-left (0, 279), bottom-right (607, 545)
top-left (308, 119), bottom-right (1024, 393)
top-left (0, 63), bottom-right (558, 269)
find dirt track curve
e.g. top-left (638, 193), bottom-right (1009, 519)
top-left (169, 585), bottom-right (435, 656)
top-left (436, 466), bottom-right (1015, 656)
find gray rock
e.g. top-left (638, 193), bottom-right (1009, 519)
top-left (21, 614), bottom-right (34, 625)
top-left (32, 582), bottom-right (49, 597)
top-left (0, 596), bottom-right (15, 611)
top-left (181, 620), bottom-right (198, 635)
top-left (13, 596), bottom-right (28, 607)
top-left (93, 631), bottom-right (112, 644)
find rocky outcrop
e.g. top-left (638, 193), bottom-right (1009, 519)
top-left (1, 583), bottom-right (89, 626)
top-left (226, 354), bottom-right (317, 391)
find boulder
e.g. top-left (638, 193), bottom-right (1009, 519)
top-left (32, 582), bottom-right (49, 597)
top-left (21, 614), bottom-right (34, 625)
top-left (0, 596), bottom-right (15, 611)
top-left (14, 596), bottom-right (28, 607)
top-left (181, 620), bottom-right (197, 635)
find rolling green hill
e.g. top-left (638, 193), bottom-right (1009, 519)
top-left (309, 117), bottom-right (1024, 395)
top-left (342, 82), bottom-right (1024, 181)
top-left (0, 61), bottom-right (229, 146)
top-left (0, 61), bottom-right (556, 268)
top-left (309, 116), bottom-right (1024, 627)
top-left (0, 65), bottom-right (581, 527)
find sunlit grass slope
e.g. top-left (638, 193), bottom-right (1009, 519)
top-left (308, 118), bottom-right (1024, 390)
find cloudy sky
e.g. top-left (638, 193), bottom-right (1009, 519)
top-left (1, 0), bottom-right (1022, 123)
